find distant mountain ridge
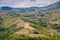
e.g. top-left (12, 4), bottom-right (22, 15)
top-left (42, 2), bottom-right (60, 10)
top-left (0, 6), bottom-right (42, 12)
top-left (0, 2), bottom-right (60, 12)
top-left (1, 6), bottom-right (12, 10)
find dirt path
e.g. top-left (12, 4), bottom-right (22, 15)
top-left (24, 22), bottom-right (35, 29)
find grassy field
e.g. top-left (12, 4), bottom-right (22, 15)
top-left (0, 9), bottom-right (60, 40)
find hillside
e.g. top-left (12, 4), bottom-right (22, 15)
top-left (0, 1), bottom-right (60, 40)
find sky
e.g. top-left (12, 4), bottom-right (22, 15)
top-left (0, 0), bottom-right (60, 8)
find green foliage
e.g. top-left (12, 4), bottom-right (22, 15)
top-left (0, 22), bottom-right (23, 40)
top-left (51, 24), bottom-right (60, 31)
top-left (4, 36), bottom-right (60, 40)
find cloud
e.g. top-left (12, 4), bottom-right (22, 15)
top-left (0, 0), bottom-right (60, 8)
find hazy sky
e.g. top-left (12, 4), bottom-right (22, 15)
top-left (0, 0), bottom-right (60, 8)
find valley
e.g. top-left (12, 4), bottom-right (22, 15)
top-left (0, 2), bottom-right (60, 40)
